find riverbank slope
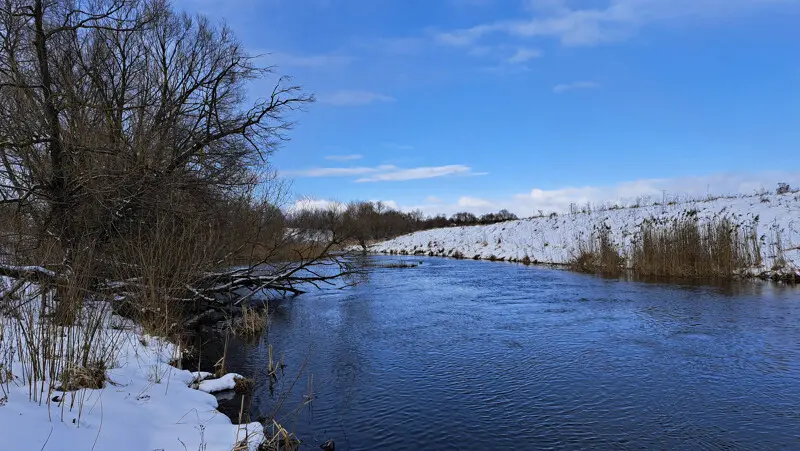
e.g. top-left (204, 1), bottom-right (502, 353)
top-left (0, 304), bottom-right (262, 451)
top-left (370, 192), bottom-right (800, 280)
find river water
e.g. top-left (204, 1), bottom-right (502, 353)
top-left (201, 256), bottom-right (800, 450)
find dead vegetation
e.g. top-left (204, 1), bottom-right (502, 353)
top-left (631, 215), bottom-right (759, 278)
top-left (569, 215), bottom-right (765, 280)
top-left (570, 226), bottom-right (625, 276)
top-left (56, 361), bottom-right (107, 391)
top-left (234, 376), bottom-right (256, 395)
top-left (234, 304), bottom-right (270, 338)
top-left (257, 420), bottom-right (301, 451)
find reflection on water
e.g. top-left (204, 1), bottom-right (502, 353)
top-left (196, 256), bottom-right (800, 450)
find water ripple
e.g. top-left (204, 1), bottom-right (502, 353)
top-left (206, 256), bottom-right (800, 450)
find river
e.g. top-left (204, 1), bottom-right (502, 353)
top-left (197, 255), bottom-right (800, 450)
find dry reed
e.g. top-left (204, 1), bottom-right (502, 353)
top-left (631, 216), bottom-right (758, 278)
top-left (570, 226), bottom-right (624, 276)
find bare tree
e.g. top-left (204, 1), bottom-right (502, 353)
top-left (0, 0), bottom-right (353, 330)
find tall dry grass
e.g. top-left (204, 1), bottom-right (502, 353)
top-left (569, 215), bottom-right (763, 280)
top-left (570, 226), bottom-right (625, 276)
top-left (631, 216), bottom-right (759, 278)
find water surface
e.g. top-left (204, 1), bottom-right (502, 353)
top-left (201, 256), bottom-right (800, 450)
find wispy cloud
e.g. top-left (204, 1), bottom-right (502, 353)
top-left (284, 164), bottom-right (485, 182)
top-left (435, 28), bottom-right (488, 46)
top-left (324, 154), bottom-right (363, 161)
top-left (457, 196), bottom-right (495, 208)
top-left (506, 47), bottom-right (543, 63)
top-left (436, 0), bottom-right (796, 48)
top-left (356, 165), bottom-right (484, 182)
top-left (553, 81), bottom-right (600, 93)
top-left (319, 90), bottom-right (395, 106)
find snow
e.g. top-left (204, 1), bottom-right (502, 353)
top-left (370, 192), bottom-right (800, 278)
top-left (284, 227), bottom-right (333, 243)
top-left (191, 371), bottom-right (215, 383)
top-left (0, 264), bottom-right (57, 277)
top-left (0, 311), bottom-right (264, 450)
top-left (197, 373), bottom-right (245, 394)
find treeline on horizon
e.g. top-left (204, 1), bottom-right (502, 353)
top-left (286, 201), bottom-right (519, 247)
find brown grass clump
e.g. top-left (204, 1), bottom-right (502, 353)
top-left (570, 227), bottom-right (624, 276)
top-left (236, 305), bottom-right (269, 338)
top-left (234, 376), bottom-right (255, 395)
top-left (631, 215), bottom-right (758, 278)
top-left (57, 360), bottom-right (107, 391)
top-left (258, 420), bottom-right (301, 451)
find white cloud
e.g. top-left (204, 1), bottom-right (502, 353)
top-left (506, 47), bottom-right (543, 63)
top-left (319, 90), bottom-right (395, 106)
top-left (289, 198), bottom-right (343, 213)
top-left (457, 196), bottom-right (495, 208)
top-left (436, 0), bottom-right (796, 48)
top-left (435, 26), bottom-right (493, 46)
top-left (375, 200), bottom-right (400, 210)
top-left (356, 165), bottom-right (485, 182)
top-left (553, 81), bottom-right (600, 93)
top-left (324, 154), bottom-right (363, 161)
top-left (283, 164), bottom-right (485, 182)
top-left (426, 196), bottom-right (443, 203)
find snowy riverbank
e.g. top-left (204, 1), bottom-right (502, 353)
top-left (0, 303), bottom-right (263, 451)
top-left (370, 192), bottom-right (800, 279)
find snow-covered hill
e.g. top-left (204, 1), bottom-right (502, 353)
top-left (370, 192), bottom-right (800, 280)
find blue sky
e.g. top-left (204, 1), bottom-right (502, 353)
top-left (180, 0), bottom-right (800, 216)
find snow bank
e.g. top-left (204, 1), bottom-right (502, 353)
top-left (0, 316), bottom-right (263, 450)
top-left (371, 193), bottom-right (800, 278)
top-left (192, 371), bottom-right (215, 383)
top-left (198, 373), bottom-right (245, 393)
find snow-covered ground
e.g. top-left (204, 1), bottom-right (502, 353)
top-left (371, 192), bottom-right (800, 278)
top-left (0, 304), bottom-right (263, 450)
